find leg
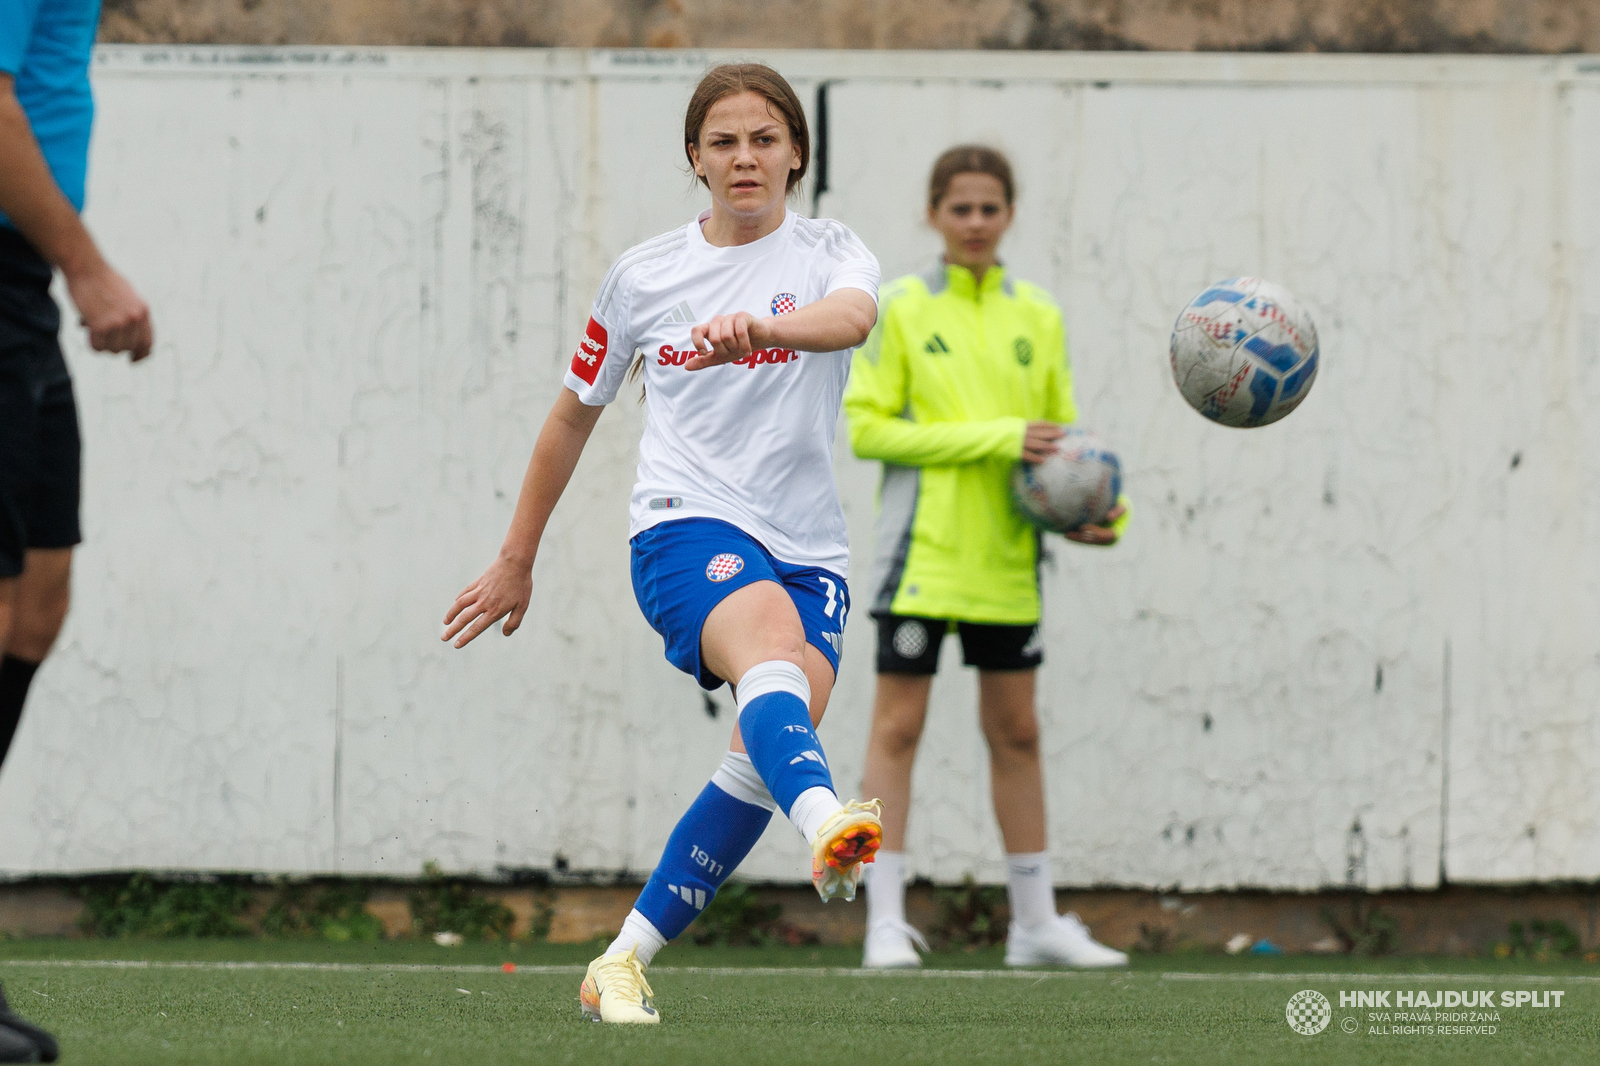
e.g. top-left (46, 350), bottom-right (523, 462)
top-left (703, 578), bottom-right (879, 900)
top-left (0, 578), bottom-right (13, 659)
top-left (860, 672), bottom-right (934, 967)
top-left (0, 548), bottom-right (68, 774)
top-left (977, 669), bottom-right (1047, 854)
top-left (976, 668), bottom-right (1126, 968)
top-left (861, 674), bottom-right (933, 851)
top-left (6, 547), bottom-right (71, 660)
top-left (702, 579), bottom-right (836, 825)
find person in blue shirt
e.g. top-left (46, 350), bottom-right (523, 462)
top-left (0, 2), bottom-right (152, 1059)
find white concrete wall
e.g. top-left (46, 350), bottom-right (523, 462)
top-left (3, 47), bottom-right (1598, 890)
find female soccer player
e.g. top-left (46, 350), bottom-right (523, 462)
top-left (443, 64), bottom-right (882, 1024)
top-left (844, 146), bottom-right (1129, 970)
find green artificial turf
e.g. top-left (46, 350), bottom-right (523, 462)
top-left (1, 940), bottom-right (1596, 1065)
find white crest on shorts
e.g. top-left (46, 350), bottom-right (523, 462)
top-left (892, 621), bottom-right (929, 659)
top-left (706, 553), bottom-right (745, 582)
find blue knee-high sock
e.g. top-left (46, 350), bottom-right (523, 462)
top-left (635, 779), bottom-right (774, 942)
top-left (736, 660), bottom-right (835, 814)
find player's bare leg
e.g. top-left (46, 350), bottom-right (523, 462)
top-left (703, 580), bottom-right (880, 902)
top-left (5, 548), bottom-right (71, 661)
top-left (1, 549), bottom-right (71, 776)
top-left (977, 669), bottom-right (1047, 852)
top-left (860, 674), bottom-right (934, 966)
top-left (861, 674), bottom-right (933, 850)
top-left (979, 669), bottom-right (1125, 968)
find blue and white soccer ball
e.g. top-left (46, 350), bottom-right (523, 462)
top-left (1010, 427), bottom-right (1121, 534)
top-left (1169, 277), bottom-right (1319, 428)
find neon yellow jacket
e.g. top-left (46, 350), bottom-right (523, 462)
top-left (846, 261), bottom-right (1098, 624)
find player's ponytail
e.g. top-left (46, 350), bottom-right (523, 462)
top-left (684, 64), bottom-right (810, 195)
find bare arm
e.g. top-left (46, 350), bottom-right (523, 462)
top-left (684, 287), bottom-right (877, 371)
top-left (442, 388), bottom-right (604, 647)
top-left (0, 74), bottom-right (152, 360)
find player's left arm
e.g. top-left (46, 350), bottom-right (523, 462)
top-left (1042, 305), bottom-right (1130, 546)
top-left (684, 288), bottom-right (877, 371)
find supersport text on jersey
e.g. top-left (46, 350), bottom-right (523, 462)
top-left (564, 209), bottom-right (880, 577)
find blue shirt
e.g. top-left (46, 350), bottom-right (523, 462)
top-left (0, 0), bottom-right (101, 229)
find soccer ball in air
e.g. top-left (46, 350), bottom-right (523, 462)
top-left (1169, 277), bottom-right (1319, 428)
top-left (1010, 427), bottom-right (1122, 534)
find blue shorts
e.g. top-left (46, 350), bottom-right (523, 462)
top-left (630, 517), bottom-right (850, 691)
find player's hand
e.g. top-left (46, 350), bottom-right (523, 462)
top-left (684, 312), bottom-right (771, 370)
top-left (442, 555), bottom-right (534, 648)
top-left (1021, 421), bottom-right (1065, 463)
top-left (65, 261), bottom-right (153, 362)
top-left (1066, 504), bottom-right (1126, 546)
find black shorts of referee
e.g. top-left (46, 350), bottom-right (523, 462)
top-left (0, 226), bottom-right (82, 580)
top-left (874, 612), bottom-right (1043, 674)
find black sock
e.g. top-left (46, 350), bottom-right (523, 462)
top-left (0, 655), bottom-right (41, 774)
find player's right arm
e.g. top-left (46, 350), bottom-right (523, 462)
top-left (445, 277), bottom-right (635, 648)
top-left (843, 294), bottom-right (1061, 465)
top-left (0, 69), bottom-right (152, 360)
top-left (443, 388), bottom-right (602, 647)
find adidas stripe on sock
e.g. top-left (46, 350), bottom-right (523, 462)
top-left (627, 757), bottom-right (777, 955)
top-left (735, 660), bottom-right (840, 839)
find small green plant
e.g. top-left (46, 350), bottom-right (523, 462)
top-left (79, 874), bottom-right (252, 938)
top-left (1319, 898), bottom-right (1398, 956)
top-left (931, 877), bottom-right (1008, 949)
top-left (408, 862), bottom-right (515, 941)
top-left (525, 888), bottom-right (555, 942)
top-left (262, 880), bottom-right (384, 941)
top-left (692, 882), bottom-right (783, 946)
top-left (1503, 919), bottom-right (1581, 961)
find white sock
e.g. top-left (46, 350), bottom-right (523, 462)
top-left (605, 909), bottom-right (668, 967)
top-left (1006, 851), bottom-right (1057, 931)
top-left (788, 785), bottom-right (843, 843)
top-left (734, 660), bottom-right (812, 711)
top-left (865, 850), bottom-right (907, 928)
top-left (710, 750), bottom-right (777, 811)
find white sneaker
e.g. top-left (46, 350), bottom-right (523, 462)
top-left (862, 919), bottom-right (929, 969)
top-left (1004, 912), bottom-right (1129, 968)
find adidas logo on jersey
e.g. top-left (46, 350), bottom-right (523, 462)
top-left (924, 333), bottom-right (951, 355)
top-left (656, 343), bottom-right (800, 368)
top-left (662, 300), bottom-right (697, 324)
top-left (788, 750), bottom-right (827, 768)
top-left (668, 884), bottom-right (707, 910)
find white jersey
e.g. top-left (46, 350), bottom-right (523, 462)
top-left (564, 210), bottom-right (880, 576)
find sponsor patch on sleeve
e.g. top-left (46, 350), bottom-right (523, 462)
top-left (570, 316), bottom-right (609, 385)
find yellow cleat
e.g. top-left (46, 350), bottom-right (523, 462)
top-left (578, 947), bottom-right (660, 1024)
top-left (810, 799), bottom-right (883, 903)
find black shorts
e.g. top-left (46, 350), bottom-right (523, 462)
top-left (0, 227), bottom-right (80, 579)
top-left (874, 613), bottom-right (1043, 675)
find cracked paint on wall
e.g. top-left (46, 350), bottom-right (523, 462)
top-left (1, 48), bottom-right (1597, 890)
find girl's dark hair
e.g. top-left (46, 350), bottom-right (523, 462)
top-left (928, 145), bottom-right (1015, 209)
top-left (684, 63), bottom-right (810, 194)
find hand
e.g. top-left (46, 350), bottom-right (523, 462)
top-left (1021, 421), bottom-right (1065, 463)
top-left (65, 261), bottom-right (153, 362)
top-left (1066, 503), bottom-right (1126, 546)
top-left (684, 312), bottom-right (772, 371)
top-left (442, 554), bottom-right (534, 648)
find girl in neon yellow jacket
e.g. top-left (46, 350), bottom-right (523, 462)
top-left (845, 146), bottom-right (1128, 970)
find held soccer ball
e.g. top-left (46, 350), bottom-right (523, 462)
top-left (1169, 277), bottom-right (1319, 428)
top-left (1010, 427), bottom-right (1122, 534)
